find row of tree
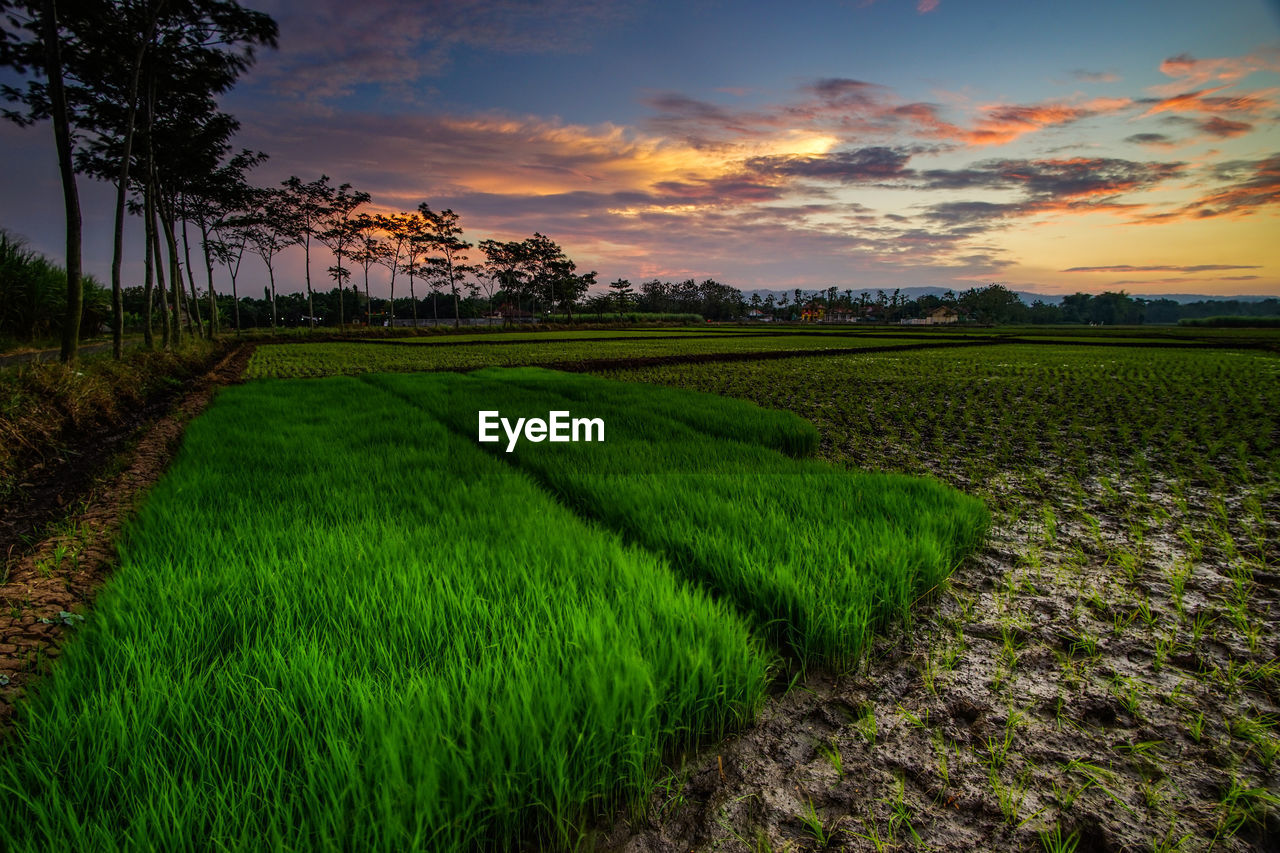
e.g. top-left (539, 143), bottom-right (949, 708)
top-left (1, 1), bottom-right (618, 356)
top-left (743, 284), bottom-right (1280, 326)
top-left (2, 0), bottom-right (279, 360)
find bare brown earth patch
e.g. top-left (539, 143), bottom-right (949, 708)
top-left (0, 344), bottom-right (254, 732)
top-left (600, 465), bottom-right (1278, 852)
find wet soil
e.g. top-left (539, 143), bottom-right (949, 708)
top-left (600, 465), bottom-right (1279, 852)
top-left (0, 344), bottom-right (254, 731)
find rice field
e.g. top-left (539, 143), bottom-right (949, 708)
top-left (244, 333), bottom-right (934, 377)
top-left (0, 368), bottom-right (985, 851)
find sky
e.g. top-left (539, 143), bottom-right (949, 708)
top-left (2, 0), bottom-right (1280, 299)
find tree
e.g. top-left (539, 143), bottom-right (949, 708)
top-left (418, 204), bottom-right (472, 328)
top-left (350, 214), bottom-right (385, 326)
top-left (608, 278), bottom-right (633, 315)
top-left (957, 283), bottom-right (1026, 324)
top-left (373, 212), bottom-right (414, 327)
top-left (198, 149), bottom-right (265, 333)
top-left (242, 186), bottom-right (292, 329)
top-left (316, 182), bottom-right (370, 328)
top-left (281, 174), bottom-right (333, 328)
top-left (478, 238), bottom-right (528, 319)
top-left (2, 0), bottom-right (91, 361)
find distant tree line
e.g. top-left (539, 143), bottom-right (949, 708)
top-left (744, 283), bottom-right (1280, 326)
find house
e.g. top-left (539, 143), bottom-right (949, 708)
top-left (926, 306), bottom-right (959, 325)
top-left (801, 302), bottom-right (826, 322)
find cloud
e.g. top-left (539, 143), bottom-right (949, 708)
top-left (249, 0), bottom-right (640, 101)
top-left (1140, 86), bottom-right (1276, 118)
top-left (914, 97), bottom-right (1132, 146)
top-left (1062, 264), bottom-right (1262, 273)
top-left (1197, 116), bottom-right (1253, 138)
top-left (917, 0), bottom-right (940, 12)
top-left (918, 157), bottom-right (1183, 198)
top-left (1156, 47), bottom-right (1280, 93)
top-left (1071, 69), bottom-right (1120, 83)
top-left (1125, 132), bottom-right (1176, 148)
top-left (1181, 153), bottom-right (1280, 219)
top-left (744, 147), bottom-right (915, 182)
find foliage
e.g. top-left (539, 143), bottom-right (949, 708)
top-left (0, 337), bottom-right (223, 499)
top-left (1179, 315), bottom-right (1280, 328)
top-left (0, 230), bottom-right (109, 343)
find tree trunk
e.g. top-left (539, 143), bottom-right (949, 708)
top-left (363, 266), bottom-right (370, 327)
top-left (336, 250), bottom-right (344, 328)
top-left (180, 213), bottom-right (205, 339)
top-left (142, 189), bottom-right (154, 349)
top-left (108, 21), bottom-right (153, 359)
top-left (268, 262), bottom-right (277, 330)
top-left (157, 202), bottom-right (182, 345)
top-left (409, 274), bottom-right (417, 326)
top-left (229, 252), bottom-right (241, 333)
top-left (149, 188), bottom-right (170, 348)
top-left (447, 256), bottom-right (459, 329)
top-left (41, 0), bottom-right (82, 364)
top-left (304, 236), bottom-right (314, 329)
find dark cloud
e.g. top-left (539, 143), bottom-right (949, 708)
top-left (1125, 132), bottom-right (1176, 147)
top-left (251, 0), bottom-right (641, 101)
top-left (1183, 153), bottom-right (1280, 219)
top-left (650, 175), bottom-right (788, 204)
top-left (1198, 116), bottom-right (1253, 138)
top-left (918, 157), bottom-right (1184, 198)
top-left (1071, 69), bottom-right (1120, 83)
top-left (922, 201), bottom-right (1022, 226)
top-left (804, 78), bottom-right (886, 107)
top-left (744, 147), bottom-right (915, 183)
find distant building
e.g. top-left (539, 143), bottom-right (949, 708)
top-left (928, 306), bottom-right (959, 324)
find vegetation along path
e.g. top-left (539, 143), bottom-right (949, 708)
top-left (0, 343), bottom-right (254, 729)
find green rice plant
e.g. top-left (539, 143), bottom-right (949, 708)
top-left (1039, 824), bottom-right (1080, 853)
top-left (815, 737), bottom-right (844, 779)
top-left (1213, 778), bottom-right (1280, 842)
top-left (798, 795), bottom-right (835, 846)
top-left (0, 376), bottom-right (773, 852)
top-left (245, 333), bottom-right (927, 379)
top-left (396, 367), bottom-right (988, 672)
top-left (854, 705), bottom-right (878, 747)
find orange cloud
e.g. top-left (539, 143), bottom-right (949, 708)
top-left (1155, 47), bottom-right (1280, 95)
top-left (930, 97), bottom-right (1132, 146)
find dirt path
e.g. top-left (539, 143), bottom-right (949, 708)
top-left (0, 344), bottom-right (254, 732)
top-left (0, 338), bottom-right (146, 368)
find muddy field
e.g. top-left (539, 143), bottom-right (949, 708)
top-left (598, 355), bottom-right (1279, 851)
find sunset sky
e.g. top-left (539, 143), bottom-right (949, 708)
top-left (2, 0), bottom-right (1279, 297)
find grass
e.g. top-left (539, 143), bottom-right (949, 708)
top-left (0, 338), bottom-right (226, 500)
top-left (0, 376), bottom-right (773, 851)
top-left (379, 367), bottom-right (988, 671)
top-left (244, 333), bottom-right (933, 378)
top-left (0, 367), bottom-right (986, 850)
